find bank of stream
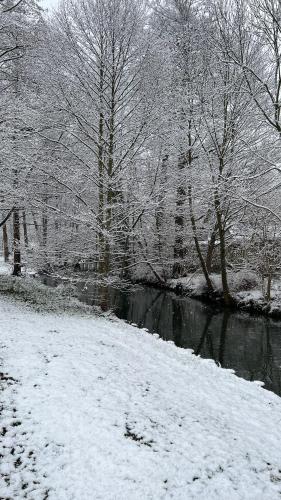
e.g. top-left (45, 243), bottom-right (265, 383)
top-left (41, 275), bottom-right (281, 398)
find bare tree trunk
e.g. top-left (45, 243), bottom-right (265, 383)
top-left (188, 185), bottom-right (214, 293)
top-left (98, 44), bottom-right (106, 275)
top-left (42, 212), bottom-right (47, 248)
top-left (12, 209), bottom-right (21, 276)
top-left (214, 187), bottom-right (232, 305)
top-left (173, 155), bottom-right (186, 278)
top-left (22, 210), bottom-right (28, 248)
top-left (156, 155), bottom-right (168, 278)
top-left (103, 56), bottom-right (117, 276)
top-left (206, 225), bottom-right (217, 273)
top-left (266, 274), bottom-right (272, 302)
top-left (186, 117), bottom-right (213, 293)
top-left (121, 234), bottom-right (130, 279)
top-left (41, 207), bottom-right (48, 269)
top-left (98, 116), bottom-right (105, 274)
top-left (3, 224), bottom-right (9, 262)
top-left (32, 211), bottom-right (39, 234)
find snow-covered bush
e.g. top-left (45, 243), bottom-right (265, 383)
top-left (0, 276), bottom-right (92, 313)
top-left (230, 271), bottom-right (260, 292)
top-left (57, 282), bottom-right (80, 299)
top-left (190, 275), bottom-right (221, 296)
top-left (191, 275), bottom-right (209, 295)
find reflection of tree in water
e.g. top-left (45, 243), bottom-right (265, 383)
top-left (194, 310), bottom-right (230, 365)
top-left (172, 299), bottom-right (184, 347)
top-left (261, 320), bottom-right (273, 387)
top-left (140, 291), bottom-right (163, 329)
top-left (255, 320), bottom-right (281, 394)
top-left (99, 286), bottom-right (110, 311)
top-left (114, 287), bottom-right (164, 331)
top-left (194, 311), bottom-right (281, 395)
top-left (218, 312), bottom-right (230, 366)
top-left (236, 317), bottom-right (276, 392)
top-left (195, 313), bottom-right (213, 357)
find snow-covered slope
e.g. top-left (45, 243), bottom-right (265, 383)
top-left (1, 296), bottom-right (281, 499)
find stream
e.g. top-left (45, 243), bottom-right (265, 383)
top-left (43, 277), bottom-right (281, 397)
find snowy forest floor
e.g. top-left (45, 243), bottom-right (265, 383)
top-left (1, 291), bottom-right (281, 499)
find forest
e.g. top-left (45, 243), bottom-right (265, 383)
top-left (2, 0), bottom-right (281, 306)
top-left (3, 2), bottom-right (281, 498)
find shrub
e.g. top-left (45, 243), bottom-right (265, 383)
top-left (231, 271), bottom-right (260, 292)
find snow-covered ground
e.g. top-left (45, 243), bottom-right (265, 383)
top-left (1, 296), bottom-right (281, 499)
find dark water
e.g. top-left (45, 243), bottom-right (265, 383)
top-left (43, 277), bottom-right (281, 396)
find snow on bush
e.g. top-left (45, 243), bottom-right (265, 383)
top-left (230, 270), bottom-right (260, 292)
top-left (0, 276), bottom-right (93, 313)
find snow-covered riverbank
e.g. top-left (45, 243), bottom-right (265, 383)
top-left (166, 273), bottom-right (281, 318)
top-left (1, 295), bottom-right (281, 499)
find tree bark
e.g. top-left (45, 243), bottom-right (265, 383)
top-left (206, 225), bottom-right (217, 273)
top-left (3, 224), bottom-right (9, 262)
top-left (214, 187), bottom-right (232, 305)
top-left (22, 210), bottom-right (28, 248)
top-left (173, 155), bottom-right (186, 278)
top-left (266, 274), bottom-right (272, 302)
top-left (12, 209), bottom-right (21, 276)
top-left (31, 211), bottom-right (39, 234)
top-left (42, 212), bottom-right (47, 248)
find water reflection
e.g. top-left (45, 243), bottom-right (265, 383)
top-left (43, 277), bottom-right (281, 397)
